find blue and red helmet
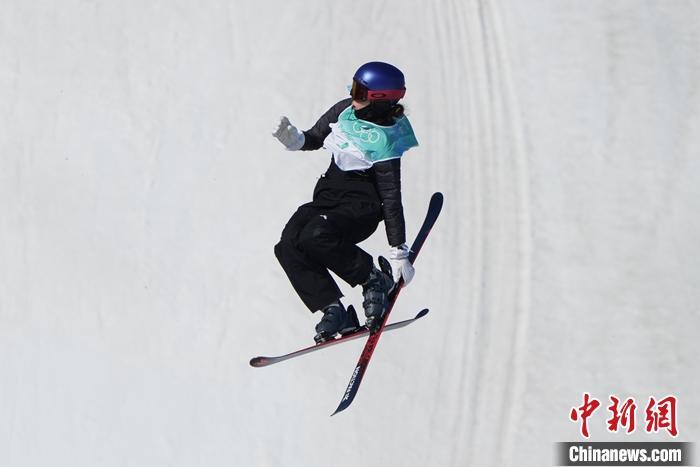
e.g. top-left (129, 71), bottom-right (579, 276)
top-left (350, 61), bottom-right (406, 102)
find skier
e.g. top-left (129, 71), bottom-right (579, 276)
top-left (272, 61), bottom-right (419, 343)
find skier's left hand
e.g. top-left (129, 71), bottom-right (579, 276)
top-left (272, 116), bottom-right (305, 150)
top-left (388, 243), bottom-right (415, 285)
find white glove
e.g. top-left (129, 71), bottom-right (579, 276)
top-left (388, 243), bottom-right (415, 285)
top-left (272, 116), bottom-right (305, 150)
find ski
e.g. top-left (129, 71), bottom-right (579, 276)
top-left (332, 192), bottom-right (443, 415)
top-left (249, 308), bottom-right (429, 368)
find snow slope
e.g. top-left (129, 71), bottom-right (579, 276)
top-left (1, 1), bottom-right (698, 466)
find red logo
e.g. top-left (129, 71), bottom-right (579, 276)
top-left (607, 396), bottom-right (637, 434)
top-left (645, 395), bottom-right (678, 437)
top-left (570, 393), bottom-right (601, 438)
top-left (569, 394), bottom-right (679, 438)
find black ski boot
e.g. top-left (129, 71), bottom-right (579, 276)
top-left (339, 305), bottom-right (361, 336)
top-left (314, 302), bottom-right (360, 344)
top-left (362, 266), bottom-right (394, 332)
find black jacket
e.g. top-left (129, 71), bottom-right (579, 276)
top-left (301, 99), bottom-right (406, 247)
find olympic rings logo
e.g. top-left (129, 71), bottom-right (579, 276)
top-left (351, 122), bottom-right (381, 144)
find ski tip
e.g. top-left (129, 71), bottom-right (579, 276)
top-left (249, 357), bottom-right (269, 367)
top-left (429, 192), bottom-right (444, 215)
top-left (415, 308), bottom-right (429, 319)
top-left (331, 401), bottom-right (350, 417)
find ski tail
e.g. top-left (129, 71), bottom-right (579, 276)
top-left (331, 363), bottom-right (368, 416)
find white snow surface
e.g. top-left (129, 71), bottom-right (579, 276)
top-left (1, 1), bottom-right (699, 466)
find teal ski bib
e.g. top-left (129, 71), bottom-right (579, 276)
top-left (334, 106), bottom-right (418, 162)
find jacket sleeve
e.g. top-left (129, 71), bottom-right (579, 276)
top-left (301, 98), bottom-right (353, 151)
top-left (373, 158), bottom-right (406, 247)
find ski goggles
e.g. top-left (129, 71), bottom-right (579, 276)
top-left (349, 79), bottom-right (406, 101)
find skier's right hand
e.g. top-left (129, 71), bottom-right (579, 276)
top-left (272, 116), bottom-right (305, 151)
top-left (388, 243), bottom-right (415, 285)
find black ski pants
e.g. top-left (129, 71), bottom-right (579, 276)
top-left (274, 173), bottom-right (382, 312)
